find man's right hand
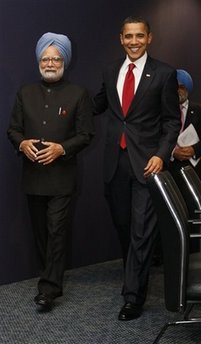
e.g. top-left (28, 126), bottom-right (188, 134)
top-left (19, 139), bottom-right (40, 162)
top-left (173, 145), bottom-right (195, 161)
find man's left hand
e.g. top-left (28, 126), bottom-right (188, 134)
top-left (35, 142), bottom-right (65, 165)
top-left (144, 156), bottom-right (163, 177)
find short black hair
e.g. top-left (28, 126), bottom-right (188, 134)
top-left (120, 16), bottom-right (151, 34)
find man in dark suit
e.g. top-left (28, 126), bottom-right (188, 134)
top-left (8, 32), bottom-right (94, 311)
top-left (94, 16), bottom-right (180, 320)
top-left (169, 69), bottom-right (201, 178)
top-left (168, 69), bottom-right (201, 254)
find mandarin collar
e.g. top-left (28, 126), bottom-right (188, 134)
top-left (41, 77), bottom-right (65, 88)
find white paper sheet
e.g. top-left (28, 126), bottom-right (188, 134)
top-left (177, 124), bottom-right (200, 166)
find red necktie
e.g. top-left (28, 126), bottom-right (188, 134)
top-left (173, 106), bottom-right (186, 151)
top-left (180, 105), bottom-right (185, 132)
top-left (120, 63), bottom-right (135, 149)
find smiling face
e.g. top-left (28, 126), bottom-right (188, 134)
top-left (39, 45), bottom-right (64, 82)
top-left (120, 22), bottom-right (152, 62)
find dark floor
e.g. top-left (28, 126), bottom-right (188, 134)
top-left (0, 259), bottom-right (201, 344)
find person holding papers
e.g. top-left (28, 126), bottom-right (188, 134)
top-left (169, 69), bottom-right (201, 178)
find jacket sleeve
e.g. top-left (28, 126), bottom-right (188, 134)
top-left (61, 88), bottom-right (95, 159)
top-left (192, 104), bottom-right (201, 158)
top-left (155, 70), bottom-right (181, 164)
top-left (93, 70), bottom-right (109, 115)
top-left (7, 89), bottom-right (25, 152)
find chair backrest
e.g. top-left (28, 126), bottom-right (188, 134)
top-left (147, 170), bottom-right (190, 312)
top-left (180, 165), bottom-right (201, 211)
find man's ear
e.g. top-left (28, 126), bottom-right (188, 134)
top-left (148, 32), bottom-right (153, 45)
top-left (120, 34), bottom-right (123, 45)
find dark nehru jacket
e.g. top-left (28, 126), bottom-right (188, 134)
top-left (8, 78), bottom-right (94, 195)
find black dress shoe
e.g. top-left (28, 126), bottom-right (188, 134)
top-left (34, 293), bottom-right (53, 311)
top-left (118, 302), bottom-right (142, 321)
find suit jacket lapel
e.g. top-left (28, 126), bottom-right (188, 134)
top-left (108, 56), bottom-right (156, 118)
top-left (127, 56), bottom-right (156, 116)
top-left (184, 103), bottom-right (195, 129)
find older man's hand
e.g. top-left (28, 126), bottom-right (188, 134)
top-left (35, 141), bottom-right (65, 165)
top-left (19, 139), bottom-right (40, 162)
top-left (173, 146), bottom-right (195, 161)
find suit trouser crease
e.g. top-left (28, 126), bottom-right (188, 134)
top-left (27, 194), bottom-right (72, 296)
top-left (105, 149), bottom-right (158, 305)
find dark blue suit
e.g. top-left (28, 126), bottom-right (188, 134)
top-left (94, 55), bottom-right (180, 305)
top-left (169, 101), bottom-right (201, 178)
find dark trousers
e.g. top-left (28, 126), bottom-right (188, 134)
top-left (27, 194), bottom-right (73, 297)
top-left (105, 149), bottom-right (158, 305)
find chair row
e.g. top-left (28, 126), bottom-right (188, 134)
top-left (147, 165), bottom-right (201, 343)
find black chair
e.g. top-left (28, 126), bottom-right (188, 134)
top-left (147, 170), bottom-right (201, 343)
top-left (180, 165), bottom-right (201, 249)
top-left (180, 165), bottom-right (201, 217)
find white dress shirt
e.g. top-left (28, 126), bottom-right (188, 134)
top-left (180, 99), bottom-right (189, 127)
top-left (117, 52), bottom-right (148, 105)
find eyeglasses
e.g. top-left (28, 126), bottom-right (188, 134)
top-left (40, 56), bottom-right (64, 65)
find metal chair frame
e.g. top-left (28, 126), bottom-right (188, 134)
top-left (147, 171), bottom-right (201, 344)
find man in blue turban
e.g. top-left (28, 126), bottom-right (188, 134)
top-left (177, 69), bottom-right (193, 93)
top-left (35, 32), bottom-right (72, 69)
top-left (169, 69), bottom-right (201, 179)
top-left (8, 32), bottom-right (94, 311)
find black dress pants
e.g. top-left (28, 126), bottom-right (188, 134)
top-left (105, 149), bottom-right (158, 305)
top-left (27, 194), bottom-right (73, 297)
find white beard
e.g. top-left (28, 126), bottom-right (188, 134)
top-left (39, 65), bottom-right (64, 82)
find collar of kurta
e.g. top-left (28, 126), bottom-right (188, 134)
top-left (41, 77), bottom-right (65, 88)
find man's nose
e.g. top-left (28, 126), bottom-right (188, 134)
top-left (47, 59), bottom-right (53, 66)
top-left (130, 36), bottom-right (137, 44)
